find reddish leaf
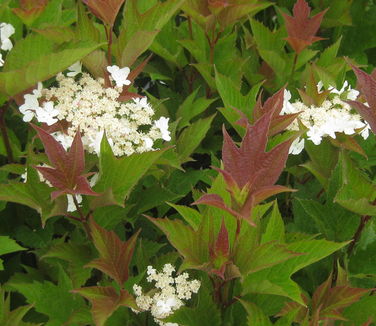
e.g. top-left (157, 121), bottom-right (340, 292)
top-left (72, 286), bottom-right (136, 326)
top-left (320, 286), bottom-right (371, 318)
top-left (282, 0), bottom-right (327, 53)
top-left (311, 273), bottom-right (371, 322)
top-left (196, 89), bottom-right (297, 226)
top-left (214, 218), bottom-right (229, 256)
top-left (32, 124), bottom-right (99, 199)
top-left (86, 217), bottom-right (140, 285)
top-left (347, 64), bottom-right (376, 133)
top-left (252, 185), bottom-right (296, 206)
top-left (12, 0), bottom-right (47, 25)
top-left (192, 193), bottom-right (248, 222)
top-left (82, 0), bottom-right (125, 26)
top-left (209, 217), bottom-right (231, 279)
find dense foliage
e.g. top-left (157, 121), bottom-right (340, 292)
top-left (0, 0), bottom-right (376, 325)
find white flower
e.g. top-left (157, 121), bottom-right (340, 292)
top-left (155, 117), bottom-right (171, 141)
top-left (133, 264), bottom-right (200, 325)
top-left (281, 82), bottom-right (370, 152)
top-left (51, 132), bottom-right (73, 150)
top-left (289, 138), bottom-right (305, 155)
top-left (143, 137), bottom-right (154, 149)
top-left (19, 83), bottom-right (44, 122)
top-left (89, 173), bottom-right (99, 187)
top-left (155, 297), bottom-right (178, 316)
top-left (0, 22), bottom-right (15, 51)
top-left (360, 123), bottom-right (370, 139)
top-left (106, 65), bottom-right (131, 87)
top-left (19, 94), bottom-right (39, 122)
top-left (35, 101), bottom-right (59, 126)
top-left (67, 194), bottom-right (82, 212)
top-left (282, 90), bottom-right (298, 114)
top-left (39, 73), bottom-right (169, 156)
top-left (0, 53), bottom-right (4, 67)
top-left (67, 61), bottom-right (82, 77)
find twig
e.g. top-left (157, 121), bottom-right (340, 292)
top-left (347, 215), bottom-right (372, 255)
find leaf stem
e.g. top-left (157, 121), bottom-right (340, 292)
top-left (105, 25), bottom-right (113, 65)
top-left (0, 102), bottom-right (14, 163)
top-left (347, 215), bottom-right (372, 255)
top-left (290, 52), bottom-right (298, 82)
top-left (71, 195), bottom-right (92, 240)
top-left (347, 199), bottom-right (376, 255)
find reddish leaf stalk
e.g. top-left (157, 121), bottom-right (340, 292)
top-left (0, 103), bottom-right (14, 163)
top-left (290, 52), bottom-right (298, 81)
top-left (72, 195), bottom-right (93, 240)
top-left (65, 214), bottom-right (83, 223)
top-left (348, 199), bottom-right (376, 255)
top-left (105, 24), bottom-right (113, 65)
top-left (347, 215), bottom-right (372, 256)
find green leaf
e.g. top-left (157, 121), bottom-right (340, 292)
top-left (33, 26), bottom-right (75, 44)
top-left (168, 202), bottom-right (203, 230)
top-left (42, 242), bottom-right (94, 287)
top-left (76, 1), bottom-right (100, 42)
top-left (119, 30), bottom-right (158, 67)
top-left (242, 239), bottom-right (348, 304)
top-left (2, 33), bottom-right (54, 71)
top-left (342, 295), bottom-right (376, 325)
top-left (133, 238), bottom-right (165, 273)
top-left (149, 18), bottom-right (187, 67)
top-left (238, 299), bottom-right (273, 326)
top-left (3, 304), bottom-right (33, 326)
top-left (8, 268), bottom-right (80, 325)
top-left (176, 114), bottom-right (215, 161)
top-left (165, 285), bottom-right (221, 326)
top-left (215, 69), bottom-right (262, 125)
top-left (334, 152), bottom-right (376, 216)
top-left (93, 134), bottom-right (166, 206)
top-left (0, 236), bottom-right (25, 270)
top-left (261, 201), bottom-right (285, 244)
top-left (0, 40), bottom-right (103, 97)
top-left (176, 87), bottom-right (216, 130)
top-left (118, 0), bottom-right (185, 63)
top-left (250, 19), bottom-right (285, 52)
top-left (147, 216), bottom-right (210, 271)
top-left (0, 166), bottom-right (66, 226)
top-left (317, 37), bottom-right (342, 67)
top-left (302, 138), bottom-right (339, 188)
top-left (0, 236), bottom-right (25, 256)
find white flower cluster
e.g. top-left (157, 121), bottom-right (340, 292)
top-left (0, 22), bottom-right (15, 67)
top-left (133, 264), bottom-right (201, 326)
top-left (18, 65), bottom-right (171, 156)
top-left (282, 82), bottom-right (370, 155)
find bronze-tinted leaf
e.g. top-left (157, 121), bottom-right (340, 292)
top-left (281, 0), bottom-right (327, 53)
top-left (86, 217), bottom-right (140, 285)
top-left (73, 286), bottom-right (136, 326)
top-left (82, 0), bottom-right (125, 26)
top-left (32, 124), bottom-right (99, 199)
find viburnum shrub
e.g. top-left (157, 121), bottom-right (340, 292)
top-left (0, 0), bottom-right (376, 325)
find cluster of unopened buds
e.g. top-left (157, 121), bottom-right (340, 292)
top-left (133, 264), bottom-right (201, 326)
top-left (18, 62), bottom-right (171, 156)
top-left (281, 81), bottom-right (370, 154)
top-left (0, 22), bottom-right (15, 67)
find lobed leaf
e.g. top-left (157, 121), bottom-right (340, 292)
top-left (86, 217), bottom-right (140, 286)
